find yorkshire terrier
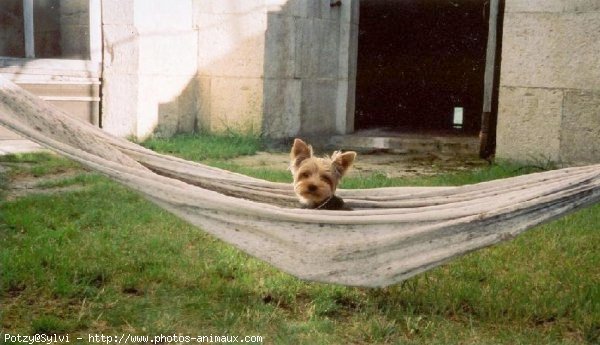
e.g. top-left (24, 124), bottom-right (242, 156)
top-left (289, 138), bottom-right (356, 210)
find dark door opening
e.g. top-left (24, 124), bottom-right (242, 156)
top-left (355, 0), bottom-right (490, 135)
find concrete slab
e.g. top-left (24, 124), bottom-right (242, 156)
top-left (0, 139), bottom-right (44, 155)
top-left (0, 127), bottom-right (44, 155)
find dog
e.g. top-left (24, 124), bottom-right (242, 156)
top-left (289, 138), bottom-right (356, 210)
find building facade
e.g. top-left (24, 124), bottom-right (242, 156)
top-left (0, 0), bottom-right (598, 163)
top-left (495, 0), bottom-right (600, 164)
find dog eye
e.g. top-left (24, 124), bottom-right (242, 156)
top-left (299, 172), bottom-right (310, 179)
top-left (320, 175), bottom-right (333, 185)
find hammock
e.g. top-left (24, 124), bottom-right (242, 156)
top-left (1, 77), bottom-right (599, 288)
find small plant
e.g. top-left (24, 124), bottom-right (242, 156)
top-left (404, 315), bottom-right (432, 336)
top-left (31, 315), bottom-right (72, 335)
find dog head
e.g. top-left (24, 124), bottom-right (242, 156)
top-left (289, 138), bottom-right (356, 207)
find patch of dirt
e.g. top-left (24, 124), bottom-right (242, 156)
top-left (229, 151), bottom-right (487, 178)
top-left (1, 151), bottom-right (487, 201)
top-left (1, 163), bottom-right (91, 201)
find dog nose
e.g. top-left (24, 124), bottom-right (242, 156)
top-left (308, 184), bottom-right (317, 192)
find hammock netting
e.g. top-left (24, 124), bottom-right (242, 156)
top-left (1, 77), bottom-right (599, 287)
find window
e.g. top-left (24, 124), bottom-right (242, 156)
top-left (0, 0), bottom-right (100, 61)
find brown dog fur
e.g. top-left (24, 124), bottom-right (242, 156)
top-left (289, 138), bottom-right (356, 209)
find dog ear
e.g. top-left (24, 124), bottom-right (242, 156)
top-left (290, 138), bottom-right (313, 167)
top-left (332, 151), bottom-right (356, 176)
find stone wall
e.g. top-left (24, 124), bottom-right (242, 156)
top-left (193, 0), bottom-right (267, 134)
top-left (101, 0), bottom-right (198, 139)
top-left (100, 0), bottom-right (358, 140)
top-left (102, 0), bottom-right (257, 139)
top-left (496, 0), bottom-right (600, 164)
top-left (262, 0), bottom-right (359, 138)
top-left (192, 0), bottom-right (358, 138)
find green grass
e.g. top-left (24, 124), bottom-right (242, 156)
top-left (0, 152), bottom-right (81, 178)
top-left (142, 132), bottom-right (264, 161)
top-left (1, 135), bottom-right (598, 344)
top-left (34, 173), bottom-right (99, 189)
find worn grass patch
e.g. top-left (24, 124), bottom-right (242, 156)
top-left (1, 138), bottom-right (598, 344)
top-left (34, 173), bottom-right (100, 189)
top-left (0, 152), bottom-right (81, 178)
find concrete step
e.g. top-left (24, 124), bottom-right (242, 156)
top-left (0, 58), bottom-right (101, 126)
top-left (326, 133), bottom-right (481, 157)
top-left (17, 82), bottom-right (101, 125)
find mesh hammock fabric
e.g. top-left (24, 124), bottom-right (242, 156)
top-left (1, 77), bottom-right (599, 287)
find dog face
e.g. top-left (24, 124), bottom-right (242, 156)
top-left (289, 138), bottom-right (356, 207)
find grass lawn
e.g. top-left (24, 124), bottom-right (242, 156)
top-left (1, 133), bottom-right (598, 344)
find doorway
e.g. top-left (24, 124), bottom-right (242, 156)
top-left (355, 0), bottom-right (491, 135)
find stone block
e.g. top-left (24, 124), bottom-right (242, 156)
top-left (300, 79), bottom-right (338, 134)
top-left (191, 0), bottom-right (209, 15)
top-left (154, 99), bottom-right (179, 138)
top-left (193, 0), bottom-right (265, 15)
top-left (195, 76), bottom-right (212, 132)
top-left (309, 0), bottom-right (325, 18)
top-left (263, 78), bottom-right (302, 138)
top-left (496, 86), bottom-right (563, 162)
top-left (501, 12), bottom-right (600, 90)
top-left (336, 79), bottom-right (355, 134)
top-left (265, 1), bottom-right (284, 14)
top-left (177, 78), bottom-right (200, 133)
top-left (134, 0), bottom-right (193, 31)
top-left (337, 21), bottom-right (358, 80)
top-left (136, 75), bottom-right (198, 138)
top-left (319, 0), bottom-right (341, 21)
top-left (348, 23), bottom-right (358, 81)
top-left (153, 77), bottom-right (200, 137)
top-left (505, 0), bottom-right (600, 13)
top-left (335, 79), bottom-right (348, 134)
top-left (559, 90), bottom-right (600, 163)
top-left (102, 24), bottom-right (139, 74)
top-left (138, 30), bottom-right (197, 76)
top-left (196, 13), bottom-right (266, 78)
top-left (101, 0), bottom-right (134, 25)
top-left (101, 72), bottom-right (139, 138)
top-left (211, 0), bottom-right (265, 14)
top-left (294, 17), bottom-right (340, 79)
top-left (209, 77), bottom-right (263, 133)
top-left (350, 0), bottom-right (359, 24)
top-left (335, 0), bottom-right (357, 24)
top-left (283, 0), bottom-right (322, 18)
top-left (264, 13), bottom-right (296, 78)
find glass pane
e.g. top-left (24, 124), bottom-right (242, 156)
top-left (0, 0), bottom-right (25, 57)
top-left (34, 0), bottom-right (90, 59)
